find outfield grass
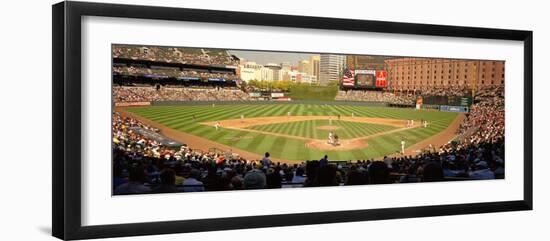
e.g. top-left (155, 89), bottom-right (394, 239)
top-left (246, 119), bottom-right (398, 140)
top-left (126, 103), bottom-right (458, 161)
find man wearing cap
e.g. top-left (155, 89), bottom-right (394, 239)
top-left (244, 168), bottom-right (266, 189)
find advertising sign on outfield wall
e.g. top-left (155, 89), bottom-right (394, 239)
top-left (439, 105), bottom-right (469, 113)
top-left (376, 70), bottom-right (387, 88)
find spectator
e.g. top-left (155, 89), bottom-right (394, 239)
top-left (261, 152), bottom-right (272, 168)
top-left (266, 167), bottom-right (282, 188)
top-left (313, 164), bottom-right (339, 187)
top-left (345, 166), bottom-right (367, 185)
top-left (421, 162), bottom-right (444, 182)
top-left (469, 162), bottom-right (495, 180)
top-left (182, 169), bottom-right (204, 192)
top-left (114, 166), bottom-right (151, 194)
top-left (291, 167), bottom-right (306, 187)
top-left (244, 168), bottom-right (267, 189)
top-left (368, 161), bottom-right (390, 184)
top-left (113, 165), bottom-right (128, 189)
top-left (319, 155), bottom-right (329, 167)
top-left (153, 169), bottom-right (177, 193)
top-left (203, 165), bottom-right (226, 191)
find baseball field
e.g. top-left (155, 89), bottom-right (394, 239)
top-left (119, 103), bottom-right (463, 162)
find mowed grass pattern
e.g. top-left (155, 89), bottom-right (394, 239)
top-left (246, 119), bottom-right (397, 140)
top-left (126, 104), bottom-right (458, 161)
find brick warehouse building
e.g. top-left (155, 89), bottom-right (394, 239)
top-left (384, 57), bottom-right (505, 91)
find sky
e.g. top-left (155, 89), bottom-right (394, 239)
top-left (229, 50), bottom-right (317, 65)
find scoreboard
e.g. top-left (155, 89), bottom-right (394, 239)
top-left (343, 69), bottom-right (387, 89)
top-left (448, 96), bottom-right (473, 106)
top-left (423, 95), bottom-right (473, 107)
top-left (356, 72), bottom-right (375, 87)
top-left (355, 70), bottom-right (376, 87)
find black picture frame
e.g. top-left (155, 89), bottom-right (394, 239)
top-left (52, 1), bottom-right (533, 240)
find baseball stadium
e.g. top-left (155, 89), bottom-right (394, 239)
top-left (112, 44), bottom-right (505, 194)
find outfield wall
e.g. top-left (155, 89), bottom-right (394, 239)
top-left (287, 85), bottom-right (339, 101)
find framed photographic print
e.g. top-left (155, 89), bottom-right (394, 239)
top-left (52, 1), bottom-right (533, 240)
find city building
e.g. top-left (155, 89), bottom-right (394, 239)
top-left (310, 55), bottom-right (320, 81)
top-left (238, 61), bottom-right (263, 81)
top-left (298, 60), bottom-right (311, 76)
top-left (283, 70), bottom-right (301, 82)
top-left (384, 57), bottom-right (505, 91)
top-left (319, 54), bottom-right (345, 86)
top-left (264, 63), bottom-right (282, 81)
top-left (260, 67), bottom-right (274, 81)
top-left (300, 73), bottom-right (317, 84)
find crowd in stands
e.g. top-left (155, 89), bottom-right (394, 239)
top-left (113, 86), bottom-right (251, 102)
top-left (335, 90), bottom-right (416, 105)
top-left (112, 85), bottom-right (505, 194)
top-left (455, 86), bottom-right (504, 146)
top-left (113, 66), bottom-right (239, 80)
top-left (419, 86), bottom-right (470, 97)
top-left (113, 45), bottom-right (238, 66)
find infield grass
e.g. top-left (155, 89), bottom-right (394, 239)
top-left (246, 119), bottom-right (398, 140)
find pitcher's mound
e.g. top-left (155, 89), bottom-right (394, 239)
top-left (316, 125), bottom-right (341, 131)
top-left (305, 139), bottom-right (368, 151)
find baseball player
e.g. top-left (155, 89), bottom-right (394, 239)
top-left (401, 139), bottom-right (406, 154)
top-left (215, 121), bottom-right (220, 131)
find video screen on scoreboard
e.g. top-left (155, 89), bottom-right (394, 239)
top-left (356, 74), bottom-right (375, 87)
top-left (354, 70), bottom-right (376, 87)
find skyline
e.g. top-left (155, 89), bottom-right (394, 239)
top-left (229, 50), bottom-right (317, 66)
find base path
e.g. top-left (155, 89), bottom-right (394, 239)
top-left (201, 115), bottom-right (407, 129)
